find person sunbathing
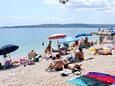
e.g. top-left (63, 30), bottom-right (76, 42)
top-left (94, 48), bottom-right (112, 55)
top-left (54, 54), bottom-right (64, 71)
top-left (63, 60), bottom-right (82, 75)
top-left (45, 63), bottom-right (55, 72)
top-left (46, 54), bottom-right (64, 71)
top-left (63, 60), bottom-right (82, 70)
top-left (75, 48), bottom-right (84, 61)
top-left (67, 48), bottom-right (84, 63)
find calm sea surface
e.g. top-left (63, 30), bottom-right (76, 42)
top-left (0, 28), bottom-right (98, 61)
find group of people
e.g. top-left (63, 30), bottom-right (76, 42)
top-left (79, 37), bottom-right (92, 49)
top-left (46, 54), bottom-right (82, 73)
top-left (43, 38), bottom-right (85, 73)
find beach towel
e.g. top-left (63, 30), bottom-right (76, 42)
top-left (86, 72), bottom-right (115, 84)
top-left (67, 75), bottom-right (110, 86)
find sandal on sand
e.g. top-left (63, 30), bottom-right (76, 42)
top-left (60, 73), bottom-right (69, 77)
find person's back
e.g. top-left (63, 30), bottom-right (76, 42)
top-left (54, 54), bottom-right (64, 71)
top-left (75, 48), bottom-right (84, 61)
top-left (28, 50), bottom-right (37, 61)
top-left (54, 59), bottom-right (64, 68)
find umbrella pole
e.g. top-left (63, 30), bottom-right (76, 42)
top-left (8, 54), bottom-right (15, 75)
top-left (3, 55), bottom-right (6, 62)
top-left (8, 54), bottom-right (12, 62)
top-left (57, 40), bottom-right (60, 50)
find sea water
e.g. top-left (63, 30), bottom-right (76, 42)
top-left (0, 28), bottom-right (98, 62)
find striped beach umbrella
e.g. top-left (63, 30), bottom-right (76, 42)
top-left (48, 33), bottom-right (66, 40)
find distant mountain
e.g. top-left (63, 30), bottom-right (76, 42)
top-left (1, 23), bottom-right (115, 28)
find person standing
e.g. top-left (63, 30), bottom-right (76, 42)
top-left (45, 41), bottom-right (52, 54)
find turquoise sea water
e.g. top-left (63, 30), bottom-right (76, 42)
top-left (0, 28), bottom-right (98, 62)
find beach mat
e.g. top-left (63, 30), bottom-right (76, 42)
top-left (86, 72), bottom-right (115, 84)
top-left (67, 75), bottom-right (110, 86)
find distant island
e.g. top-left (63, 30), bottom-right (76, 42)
top-left (1, 23), bottom-right (115, 28)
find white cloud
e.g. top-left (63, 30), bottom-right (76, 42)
top-left (42, 0), bottom-right (59, 5)
top-left (42, 0), bottom-right (115, 14)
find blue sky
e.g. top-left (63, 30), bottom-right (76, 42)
top-left (0, 0), bottom-right (115, 26)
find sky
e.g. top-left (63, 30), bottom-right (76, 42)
top-left (0, 0), bottom-right (115, 26)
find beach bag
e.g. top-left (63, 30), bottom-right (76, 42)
top-left (20, 58), bottom-right (27, 65)
top-left (35, 55), bottom-right (41, 62)
top-left (28, 61), bottom-right (35, 65)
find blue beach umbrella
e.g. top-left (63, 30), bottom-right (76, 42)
top-left (0, 44), bottom-right (19, 61)
top-left (75, 33), bottom-right (92, 38)
top-left (59, 36), bottom-right (79, 44)
top-left (0, 44), bottom-right (19, 55)
top-left (112, 32), bottom-right (115, 35)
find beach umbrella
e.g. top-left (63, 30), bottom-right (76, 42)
top-left (0, 44), bottom-right (19, 75)
top-left (111, 32), bottom-right (115, 36)
top-left (0, 44), bottom-right (19, 60)
top-left (48, 33), bottom-right (66, 40)
top-left (59, 36), bottom-right (79, 44)
top-left (75, 33), bottom-right (92, 38)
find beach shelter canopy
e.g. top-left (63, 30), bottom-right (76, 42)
top-left (75, 33), bottom-right (92, 38)
top-left (93, 32), bottom-right (112, 35)
top-left (59, 36), bottom-right (79, 44)
top-left (0, 44), bottom-right (19, 55)
top-left (68, 75), bottom-right (110, 86)
top-left (86, 72), bottom-right (115, 84)
top-left (48, 33), bottom-right (66, 40)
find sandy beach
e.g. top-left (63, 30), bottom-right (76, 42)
top-left (0, 48), bottom-right (115, 86)
top-left (0, 0), bottom-right (115, 85)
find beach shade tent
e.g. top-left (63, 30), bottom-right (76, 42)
top-left (92, 31), bottom-right (112, 35)
top-left (59, 36), bottom-right (79, 44)
top-left (102, 44), bottom-right (113, 49)
top-left (67, 75), bottom-right (110, 86)
top-left (85, 72), bottom-right (115, 84)
top-left (48, 33), bottom-right (66, 40)
top-left (75, 33), bottom-right (92, 38)
top-left (101, 44), bottom-right (115, 51)
top-left (0, 44), bottom-right (19, 61)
